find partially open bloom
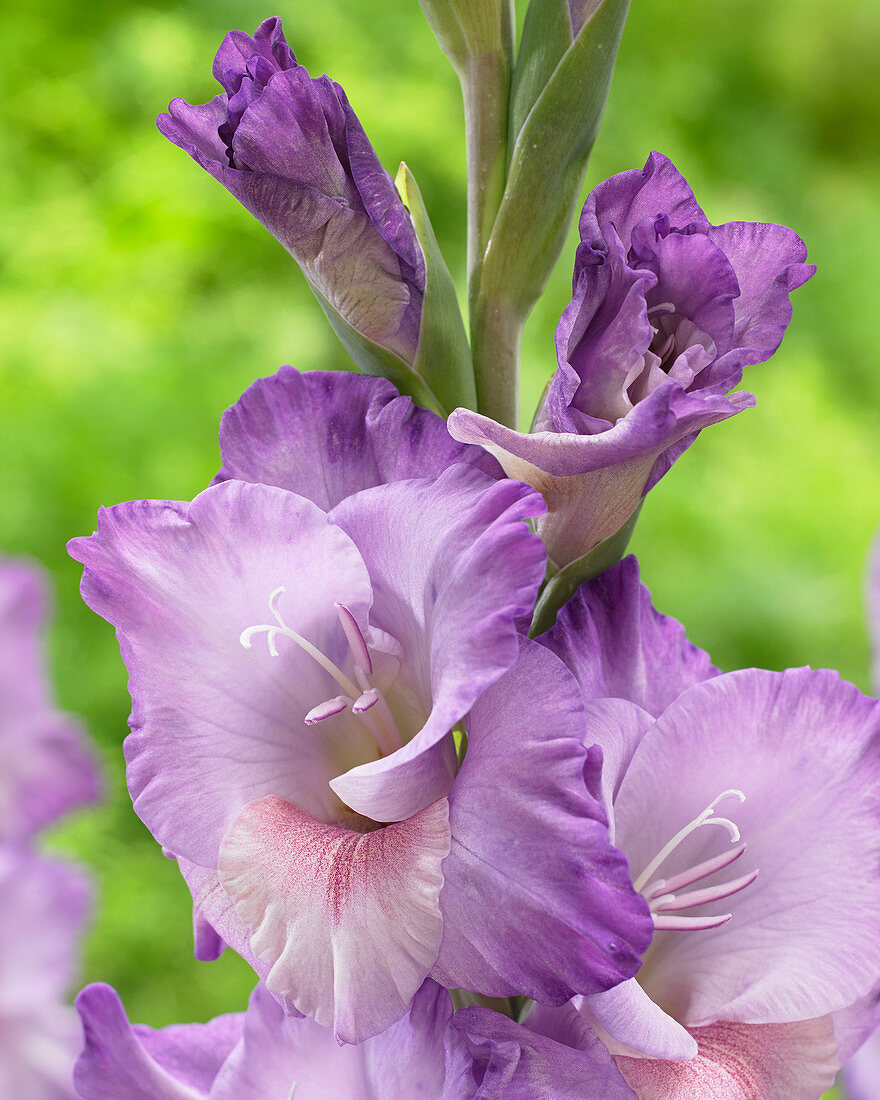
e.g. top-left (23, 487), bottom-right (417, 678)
top-left (450, 153), bottom-right (814, 568)
top-left (68, 376), bottom-right (651, 1042)
top-left (0, 847), bottom-right (90, 1099)
top-left (158, 18), bottom-right (426, 366)
top-left (0, 561), bottom-right (99, 842)
top-left (74, 979), bottom-right (469, 1098)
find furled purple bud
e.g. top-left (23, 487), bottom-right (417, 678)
top-left (158, 18), bottom-right (473, 414)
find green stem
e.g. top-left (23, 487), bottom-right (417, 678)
top-left (470, 293), bottom-right (523, 427)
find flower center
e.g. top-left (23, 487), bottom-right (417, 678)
top-left (632, 789), bottom-right (758, 932)
top-left (240, 586), bottom-right (404, 757)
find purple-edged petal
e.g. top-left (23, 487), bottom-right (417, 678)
top-left (613, 1018), bottom-right (837, 1099)
top-left (216, 794), bottom-right (450, 1042)
top-left (434, 638), bottom-right (651, 1002)
top-left (705, 220), bottom-right (815, 371)
top-left (328, 465), bottom-right (547, 821)
top-left (577, 152), bottom-right (709, 264)
top-left (0, 562), bottom-right (99, 841)
top-left (449, 384), bottom-right (751, 566)
top-left (454, 1003), bottom-right (635, 1099)
top-left (73, 983), bottom-right (241, 1100)
top-left (67, 480), bottom-right (375, 866)
top-left (540, 556), bottom-right (719, 716)
top-left (215, 366), bottom-right (493, 510)
top-left (614, 668), bottom-right (880, 1027)
top-left (212, 980), bottom-right (457, 1099)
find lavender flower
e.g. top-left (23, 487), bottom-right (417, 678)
top-left (0, 562), bottom-right (99, 842)
top-left (450, 153), bottom-right (814, 570)
top-left (0, 847), bottom-right (90, 1098)
top-left (74, 979), bottom-right (469, 1098)
top-left (158, 18), bottom-right (430, 376)
top-left (468, 559), bottom-right (880, 1095)
top-left (68, 386), bottom-right (651, 1043)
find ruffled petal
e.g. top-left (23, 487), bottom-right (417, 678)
top-left (614, 668), bottom-right (880, 1026)
top-left (68, 480), bottom-right (375, 865)
top-left (216, 367), bottom-right (491, 510)
top-left (73, 983), bottom-right (241, 1099)
top-left (614, 1018), bottom-right (837, 1100)
top-left (540, 556), bottom-right (719, 717)
top-left (449, 384), bottom-right (750, 566)
top-left (328, 465), bottom-right (546, 821)
top-left (454, 1003), bottom-right (635, 1099)
top-left (435, 638), bottom-right (651, 1001)
top-left (217, 794), bottom-right (450, 1041)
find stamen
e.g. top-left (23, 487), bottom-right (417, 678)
top-left (240, 588), bottom-right (406, 756)
top-left (304, 696), bottom-right (349, 725)
top-left (653, 869), bottom-right (759, 912)
top-left (644, 842), bottom-right (746, 900)
top-left (352, 689), bottom-right (379, 714)
top-left (653, 913), bottom-right (732, 932)
top-left (334, 603), bottom-right (372, 677)
top-left (647, 301), bottom-right (676, 316)
top-left (633, 790), bottom-right (746, 894)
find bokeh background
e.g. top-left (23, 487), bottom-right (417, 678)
top-left (3, 0), bottom-right (879, 1089)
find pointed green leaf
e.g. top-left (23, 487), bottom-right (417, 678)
top-left (396, 163), bottom-right (477, 413)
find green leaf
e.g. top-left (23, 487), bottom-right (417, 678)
top-left (480, 0), bottom-right (630, 318)
top-left (396, 163), bottom-right (477, 413)
top-left (529, 503), bottom-right (641, 637)
top-left (312, 290), bottom-right (446, 416)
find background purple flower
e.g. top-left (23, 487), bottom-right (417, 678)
top-left (0, 847), bottom-right (91, 1099)
top-left (0, 562), bottom-right (99, 842)
top-left (450, 152), bottom-right (814, 570)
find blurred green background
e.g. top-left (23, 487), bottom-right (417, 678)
top-left (3, 0), bottom-right (878, 1088)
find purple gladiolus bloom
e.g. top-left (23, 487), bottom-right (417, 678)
top-left (158, 17), bottom-right (425, 364)
top-left (505, 560), bottom-right (880, 1096)
top-left (1, 847), bottom-right (91, 1098)
top-left (0, 562), bottom-right (99, 842)
top-left (449, 152), bottom-right (815, 568)
top-left (68, 385), bottom-right (651, 1044)
top-left (74, 979), bottom-right (470, 1098)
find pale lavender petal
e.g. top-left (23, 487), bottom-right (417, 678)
top-left (216, 367), bottom-right (493, 511)
top-left (454, 1004), bottom-right (635, 1099)
top-left (216, 795), bottom-right (450, 1042)
top-left (835, 985), bottom-right (880, 1066)
top-left (842, 1027), bottom-right (880, 1100)
top-left (328, 465), bottom-right (547, 821)
top-left (449, 384), bottom-right (751, 567)
top-left (67, 481), bottom-right (375, 866)
top-left (614, 668), bottom-right (880, 1026)
top-left (434, 638), bottom-right (652, 1002)
top-left (614, 1018), bottom-right (837, 1099)
top-left (540, 555), bottom-right (719, 716)
top-left (0, 562), bottom-right (99, 841)
top-left (73, 983), bottom-right (243, 1099)
top-left (213, 979), bottom-right (456, 1099)
top-left (576, 978), bottom-right (696, 1060)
